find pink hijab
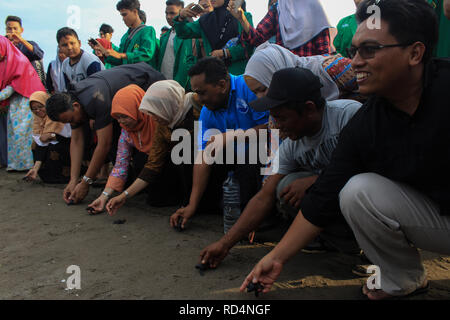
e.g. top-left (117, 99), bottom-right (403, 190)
top-left (0, 35), bottom-right (45, 107)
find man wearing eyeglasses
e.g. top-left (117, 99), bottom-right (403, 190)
top-left (240, 0), bottom-right (450, 300)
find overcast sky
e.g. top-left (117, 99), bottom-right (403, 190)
top-left (1, 0), bottom-right (358, 69)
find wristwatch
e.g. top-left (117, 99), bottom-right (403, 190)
top-left (82, 175), bottom-right (94, 185)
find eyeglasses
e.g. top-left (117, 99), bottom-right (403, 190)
top-left (346, 43), bottom-right (413, 60)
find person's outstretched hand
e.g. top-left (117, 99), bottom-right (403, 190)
top-left (106, 193), bottom-right (127, 216)
top-left (63, 179), bottom-right (78, 204)
top-left (240, 253), bottom-right (284, 295)
top-left (170, 205), bottom-right (195, 230)
top-left (24, 168), bottom-right (38, 182)
top-left (88, 194), bottom-right (108, 214)
top-left (199, 240), bottom-right (230, 269)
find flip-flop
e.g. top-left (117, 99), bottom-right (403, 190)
top-left (362, 282), bottom-right (429, 300)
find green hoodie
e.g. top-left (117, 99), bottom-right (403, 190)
top-left (158, 29), bottom-right (197, 90)
top-left (173, 12), bottom-right (254, 76)
top-left (106, 24), bottom-right (159, 68)
top-left (334, 14), bottom-right (358, 58)
top-left (428, 0), bottom-right (450, 58)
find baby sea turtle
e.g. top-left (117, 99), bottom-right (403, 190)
top-left (175, 216), bottom-right (184, 232)
top-left (195, 263), bottom-right (209, 276)
top-left (246, 282), bottom-right (264, 297)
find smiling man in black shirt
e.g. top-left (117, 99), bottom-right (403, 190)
top-left (240, 0), bottom-right (450, 300)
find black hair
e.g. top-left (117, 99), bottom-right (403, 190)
top-left (161, 26), bottom-right (170, 32)
top-left (188, 57), bottom-right (230, 85)
top-left (5, 15), bottom-right (22, 27)
top-left (116, 0), bottom-right (140, 11)
top-left (99, 23), bottom-right (114, 34)
top-left (166, 0), bottom-right (184, 8)
top-left (356, 0), bottom-right (438, 63)
top-left (56, 27), bottom-right (79, 43)
top-left (281, 90), bottom-right (326, 116)
top-left (241, 1), bottom-right (246, 12)
top-left (139, 9), bottom-right (147, 24)
top-left (46, 93), bottom-right (77, 121)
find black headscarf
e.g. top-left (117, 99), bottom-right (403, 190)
top-left (199, 0), bottom-right (240, 51)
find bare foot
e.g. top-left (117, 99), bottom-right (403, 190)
top-left (362, 284), bottom-right (394, 300)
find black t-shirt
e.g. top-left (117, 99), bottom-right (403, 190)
top-left (300, 58), bottom-right (450, 228)
top-left (70, 62), bottom-right (165, 131)
top-left (17, 40), bottom-right (44, 62)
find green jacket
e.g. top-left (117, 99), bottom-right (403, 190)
top-left (333, 14), bottom-right (358, 58)
top-left (93, 43), bottom-right (119, 70)
top-left (106, 24), bottom-right (158, 68)
top-left (428, 0), bottom-right (450, 58)
top-left (173, 12), bottom-right (254, 76)
top-left (158, 29), bottom-right (197, 90)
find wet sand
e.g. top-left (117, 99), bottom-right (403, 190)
top-left (1, 170), bottom-right (449, 300)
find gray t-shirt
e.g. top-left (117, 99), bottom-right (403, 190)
top-left (160, 30), bottom-right (176, 80)
top-left (272, 99), bottom-right (362, 176)
top-left (62, 50), bottom-right (105, 91)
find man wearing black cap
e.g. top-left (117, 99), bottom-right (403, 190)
top-left (241, 0), bottom-right (450, 300)
top-left (199, 67), bottom-right (361, 269)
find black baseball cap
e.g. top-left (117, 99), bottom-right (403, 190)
top-left (249, 67), bottom-right (324, 112)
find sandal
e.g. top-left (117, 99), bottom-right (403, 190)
top-left (362, 281), bottom-right (429, 300)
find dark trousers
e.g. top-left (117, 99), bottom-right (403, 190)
top-left (33, 136), bottom-right (71, 184)
top-left (82, 119), bottom-right (121, 165)
top-left (178, 161), bottom-right (263, 215)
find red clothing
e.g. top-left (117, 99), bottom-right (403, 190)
top-left (96, 38), bottom-right (112, 64)
top-left (241, 5), bottom-right (331, 57)
top-left (0, 35), bottom-right (45, 107)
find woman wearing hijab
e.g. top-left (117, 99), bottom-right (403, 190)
top-left (243, 43), bottom-right (358, 102)
top-left (105, 80), bottom-right (202, 216)
top-left (0, 35), bottom-right (46, 171)
top-left (174, 0), bottom-right (254, 75)
top-left (46, 48), bottom-right (67, 94)
top-left (24, 91), bottom-right (71, 183)
top-left (88, 84), bottom-right (157, 214)
top-left (243, 43), bottom-right (359, 195)
top-left (229, 0), bottom-right (331, 57)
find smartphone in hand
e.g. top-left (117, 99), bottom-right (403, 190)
top-left (88, 38), bottom-right (99, 47)
top-left (191, 4), bottom-right (205, 15)
top-left (233, 0), bottom-right (244, 13)
top-left (89, 38), bottom-right (108, 55)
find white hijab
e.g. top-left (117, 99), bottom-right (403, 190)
top-left (278, 0), bottom-right (330, 50)
top-left (50, 48), bottom-right (66, 93)
top-left (244, 42), bottom-right (339, 100)
top-left (139, 80), bottom-right (194, 130)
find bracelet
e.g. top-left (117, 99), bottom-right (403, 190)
top-left (82, 175), bottom-right (94, 185)
top-left (222, 48), bottom-right (228, 59)
top-left (102, 191), bottom-right (110, 198)
top-left (123, 190), bottom-right (129, 199)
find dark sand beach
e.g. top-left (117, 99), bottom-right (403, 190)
top-left (1, 170), bottom-right (449, 300)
